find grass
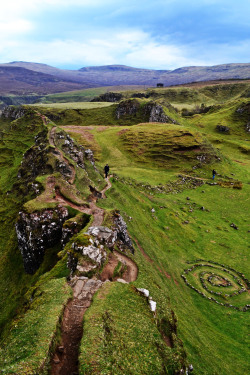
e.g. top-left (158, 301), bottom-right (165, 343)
top-left (0, 108), bottom-right (103, 373)
top-left (0, 83), bottom-right (249, 375)
top-left (68, 99), bottom-right (249, 374)
top-left (30, 102), bottom-right (114, 109)
top-left (80, 282), bottom-right (185, 375)
top-left (0, 278), bottom-right (71, 375)
top-left (41, 86), bottom-right (146, 103)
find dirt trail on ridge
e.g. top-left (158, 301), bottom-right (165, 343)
top-left (48, 126), bottom-right (137, 375)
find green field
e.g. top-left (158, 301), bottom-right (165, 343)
top-left (31, 101), bottom-right (114, 109)
top-left (0, 81), bottom-right (249, 374)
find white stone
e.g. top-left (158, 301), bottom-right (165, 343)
top-left (117, 278), bottom-right (128, 284)
top-left (149, 300), bottom-right (157, 312)
top-left (137, 288), bottom-right (150, 297)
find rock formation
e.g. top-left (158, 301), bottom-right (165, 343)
top-left (16, 206), bottom-right (69, 274)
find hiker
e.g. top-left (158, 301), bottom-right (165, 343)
top-left (104, 164), bottom-right (109, 178)
top-left (212, 169), bottom-right (216, 180)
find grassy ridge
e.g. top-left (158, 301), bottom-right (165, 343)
top-left (0, 82), bottom-right (249, 374)
top-left (80, 282), bottom-right (185, 374)
top-left (73, 106), bottom-right (249, 374)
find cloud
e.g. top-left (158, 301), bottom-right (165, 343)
top-left (1, 29), bottom-right (236, 70)
top-left (0, 0), bottom-right (249, 69)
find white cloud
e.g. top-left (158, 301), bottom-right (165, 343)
top-left (0, 29), bottom-right (208, 69)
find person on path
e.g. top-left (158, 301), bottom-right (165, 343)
top-left (212, 169), bottom-right (216, 180)
top-left (104, 164), bottom-right (110, 178)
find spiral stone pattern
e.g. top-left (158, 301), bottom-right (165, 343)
top-left (181, 259), bottom-right (249, 312)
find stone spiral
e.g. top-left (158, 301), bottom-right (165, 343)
top-left (181, 260), bottom-right (249, 312)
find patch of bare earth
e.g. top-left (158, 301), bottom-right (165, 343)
top-left (50, 278), bottom-right (103, 375)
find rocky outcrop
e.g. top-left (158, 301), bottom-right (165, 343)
top-left (143, 102), bottom-right (169, 123)
top-left (112, 211), bottom-right (134, 253)
top-left (54, 131), bottom-right (97, 170)
top-left (87, 212), bottom-right (134, 254)
top-left (116, 99), bottom-right (140, 119)
top-left (87, 226), bottom-right (117, 249)
top-left (0, 105), bottom-right (27, 121)
top-left (15, 206), bottom-right (69, 274)
top-left (67, 229), bottom-right (108, 274)
top-left (13, 130), bottom-right (55, 196)
top-left (115, 99), bottom-right (176, 123)
top-left (91, 92), bottom-right (123, 102)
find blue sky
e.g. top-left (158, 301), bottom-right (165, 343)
top-left (0, 0), bottom-right (249, 70)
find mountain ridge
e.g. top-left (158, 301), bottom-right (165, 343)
top-left (0, 61), bottom-right (249, 95)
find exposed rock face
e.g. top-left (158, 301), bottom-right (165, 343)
top-left (54, 131), bottom-right (96, 170)
top-left (116, 99), bottom-right (140, 119)
top-left (67, 230), bottom-right (108, 274)
top-left (0, 105), bottom-right (26, 120)
top-left (87, 226), bottom-right (117, 249)
top-left (91, 92), bottom-right (123, 102)
top-left (72, 242), bottom-right (106, 265)
top-left (112, 212), bottom-right (134, 253)
top-left (115, 99), bottom-right (176, 123)
top-left (15, 206), bottom-right (69, 274)
top-left (87, 212), bottom-right (134, 254)
top-left (143, 102), bottom-right (168, 123)
top-left (14, 130), bottom-right (54, 196)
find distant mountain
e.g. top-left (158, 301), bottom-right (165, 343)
top-left (0, 66), bottom-right (90, 95)
top-left (0, 62), bottom-right (249, 95)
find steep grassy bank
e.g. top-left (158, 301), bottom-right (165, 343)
top-left (68, 117), bottom-right (249, 374)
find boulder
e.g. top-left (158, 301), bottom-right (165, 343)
top-left (87, 226), bottom-right (117, 249)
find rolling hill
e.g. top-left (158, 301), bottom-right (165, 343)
top-left (0, 61), bottom-right (249, 96)
top-left (0, 80), bottom-right (249, 374)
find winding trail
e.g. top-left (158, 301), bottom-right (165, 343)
top-left (48, 127), bottom-right (138, 375)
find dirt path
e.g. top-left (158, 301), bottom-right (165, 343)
top-left (48, 126), bottom-right (138, 375)
top-left (50, 278), bottom-right (103, 375)
top-left (114, 250), bottom-right (138, 282)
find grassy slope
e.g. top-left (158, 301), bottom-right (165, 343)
top-left (0, 82), bottom-right (249, 374)
top-left (41, 86), bottom-right (145, 103)
top-left (73, 97), bottom-right (249, 374)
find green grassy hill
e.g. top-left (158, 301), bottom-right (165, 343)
top-left (0, 81), bottom-right (249, 374)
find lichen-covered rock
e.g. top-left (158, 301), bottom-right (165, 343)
top-left (60, 134), bottom-right (85, 169)
top-left (87, 213), bottom-right (134, 254)
top-left (15, 206), bottom-right (69, 274)
top-left (0, 105), bottom-right (26, 120)
top-left (115, 99), bottom-right (176, 124)
top-left (14, 130), bottom-right (54, 196)
top-left (115, 99), bottom-right (140, 119)
top-left (54, 131), bottom-right (96, 170)
top-left (87, 226), bottom-right (117, 249)
top-left (112, 211), bottom-right (134, 253)
top-left (143, 102), bottom-right (169, 123)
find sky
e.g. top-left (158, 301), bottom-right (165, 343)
top-left (0, 0), bottom-right (249, 70)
